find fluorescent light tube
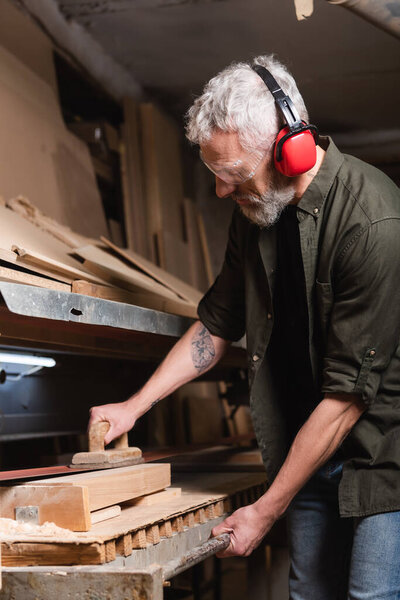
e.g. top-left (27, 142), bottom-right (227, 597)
top-left (0, 352), bottom-right (56, 368)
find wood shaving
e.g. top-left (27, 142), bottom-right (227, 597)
top-left (0, 517), bottom-right (76, 540)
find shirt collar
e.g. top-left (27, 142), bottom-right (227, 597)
top-left (296, 136), bottom-right (344, 217)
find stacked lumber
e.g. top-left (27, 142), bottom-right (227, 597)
top-left (122, 101), bottom-right (211, 292)
top-left (0, 464), bottom-right (171, 532)
top-left (0, 40), bottom-right (211, 318)
top-left (0, 198), bottom-right (202, 318)
top-left (0, 472), bottom-right (267, 566)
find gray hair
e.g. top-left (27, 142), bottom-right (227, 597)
top-left (185, 55), bottom-right (309, 153)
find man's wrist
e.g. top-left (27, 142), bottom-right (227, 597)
top-left (253, 488), bottom-right (289, 523)
top-left (126, 391), bottom-right (160, 417)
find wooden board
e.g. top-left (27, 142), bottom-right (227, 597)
top-left (124, 487), bottom-right (181, 507)
top-left (101, 236), bottom-right (203, 305)
top-left (13, 247), bottom-right (106, 285)
top-left (0, 265), bottom-right (70, 292)
top-left (0, 205), bottom-right (104, 284)
top-left (197, 212), bottom-right (215, 286)
top-left (120, 98), bottom-right (149, 257)
top-left (156, 230), bottom-right (192, 285)
top-left (29, 464), bottom-right (171, 513)
top-left (91, 505), bottom-right (121, 526)
top-left (71, 280), bottom-right (198, 318)
top-left (183, 198), bottom-right (209, 293)
top-left (6, 196), bottom-right (93, 249)
top-left (140, 103), bottom-right (185, 261)
top-left (1, 472), bottom-right (267, 566)
top-left (74, 245), bottom-right (182, 300)
top-left (0, 44), bottom-right (108, 238)
top-left (0, 484), bottom-right (90, 531)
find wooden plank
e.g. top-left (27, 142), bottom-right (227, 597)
top-left (140, 103), bottom-right (185, 261)
top-left (197, 212), bottom-right (214, 286)
top-left (146, 524), bottom-right (160, 545)
top-left (159, 520), bottom-right (173, 538)
top-left (126, 487), bottom-right (181, 507)
top-left (0, 44), bottom-right (108, 238)
top-left (116, 533), bottom-right (132, 557)
top-left (171, 516), bottom-right (184, 533)
top-left (0, 265), bottom-right (70, 292)
top-left (156, 230), bottom-right (192, 285)
top-left (131, 529), bottom-right (147, 549)
top-left (0, 253), bottom-right (74, 284)
top-left (6, 196), bottom-right (92, 249)
top-left (105, 540), bottom-right (116, 562)
top-left (75, 245), bottom-right (185, 301)
top-left (101, 236), bottom-right (203, 305)
top-left (12, 247), bottom-right (105, 285)
top-left (120, 99), bottom-right (149, 257)
top-left (0, 205), bottom-right (104, 284)
top-left (71, 279), bottom-right (197, 318)
top-left (1, 542), bottom-right (105, 567)
top-left (90, 505), bottom-right (121, 526)
top-left (183, 198), bottom-right (209, 293)
top-left (0, 485), bottom-right (90, 531)
top-left (31, 464), bottom-right (171, 512)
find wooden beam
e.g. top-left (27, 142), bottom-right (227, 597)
top-left (31, 464), bottom-right (171, 512)
top-left (0, 484), bottom-right (90, 531)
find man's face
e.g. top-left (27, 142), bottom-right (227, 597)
top-left (200, 130), bottom-right (297, 227)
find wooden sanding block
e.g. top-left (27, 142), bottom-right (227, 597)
top-left (70, 421), bottom-right (143, 470)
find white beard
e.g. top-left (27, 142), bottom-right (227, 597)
top-left (233, 175), bottom-right (297, 227)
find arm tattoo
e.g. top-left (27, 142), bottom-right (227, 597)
top-left (151, 398), bottom-right (161, 408)
top-left (191, 325), bottom-right (216, 374)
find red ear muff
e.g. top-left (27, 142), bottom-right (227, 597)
top-left (274, 125), bottom-right (318, 177)
top-left (251, 64), bottom-right (319, 178)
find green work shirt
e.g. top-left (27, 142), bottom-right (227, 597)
top-left (198, 137), bottom-right (400, 518)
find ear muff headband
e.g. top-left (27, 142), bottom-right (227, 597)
top-left (252, 64), bottom-right (319, 176)
top-left (252, 64), bottom-right (304, 130)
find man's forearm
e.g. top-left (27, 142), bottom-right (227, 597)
top-left (255, 393), bottom-right (365, 521)
top-left (127, 320), bottom-right (230, 417)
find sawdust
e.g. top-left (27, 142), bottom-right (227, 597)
top-left (0, 517), bottom-right (76, 539)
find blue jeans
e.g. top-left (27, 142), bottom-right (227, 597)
top-left (287, 459), bottom-right (400, 600)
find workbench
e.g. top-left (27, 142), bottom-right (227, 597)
top-left (1, 470), bottom-right (269, 599)
top-left (0, 283), bottom-right (264, 598)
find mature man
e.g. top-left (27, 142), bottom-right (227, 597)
top-left (89, 55), bottom-right (400, 598)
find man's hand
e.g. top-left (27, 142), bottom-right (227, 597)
top-left (88, 401), bottom-right (138, 445)
top-left (212, 503), bottom-right (273, 558)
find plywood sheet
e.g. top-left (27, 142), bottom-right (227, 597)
top-left (120, 99), bottom-right (149, 256)
top-left (0, 205), bottom-right (104, 283)
top-left (183, 198), bottom-right (209, 292)
top-left (101, 236), bottom-right (202, 305)
top-left (74, 244), bottom-right (191, 303)
top-left (140, 103), bottom-right (185, 260)
top-left (157, 230), bottom-right (192, 285)
top-left (0, 44), bottom-right (108, 238)
top-left (0, 265), bottom-right (70, 292)
top-left (7, 196), bottom-right (93, 249)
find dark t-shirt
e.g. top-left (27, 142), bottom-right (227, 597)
top-left (269, 205), bottom-right (317, 443)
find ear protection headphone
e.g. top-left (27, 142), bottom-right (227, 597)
top-left (252, 64), bottom-right (319, 177)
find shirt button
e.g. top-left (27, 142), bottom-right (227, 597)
top-left (252, 354), bottom-right (260, 362)
top-left (267, 313), bottom-right (272, 320)
top-left (313, 207), bottom-right (319, 214)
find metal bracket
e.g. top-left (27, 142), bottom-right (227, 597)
top-left (15, 506), bottom-right (39, 524)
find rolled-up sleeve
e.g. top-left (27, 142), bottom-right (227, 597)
top-left (321, 218), bottom-right (400, 405)
top-left (197, 208), bottom-right (246, 342)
